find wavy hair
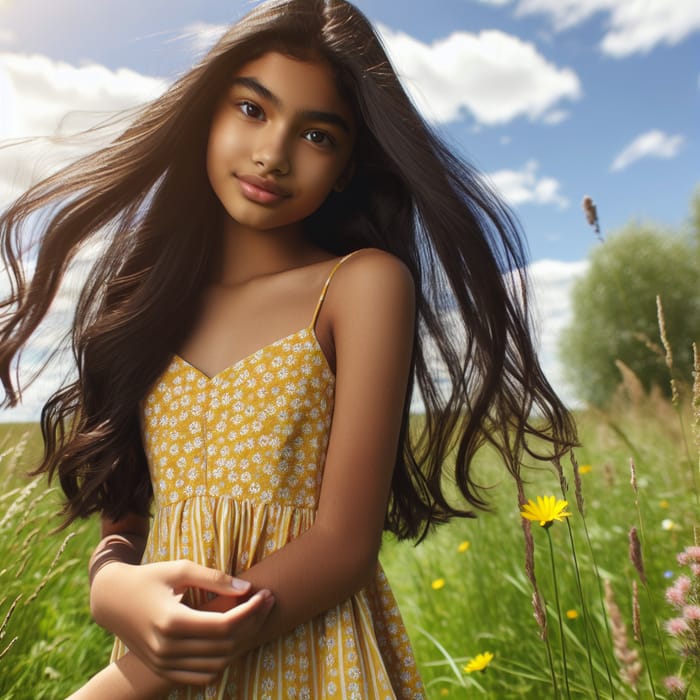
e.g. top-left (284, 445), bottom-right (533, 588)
top-left (0, 0), bottom-right (577, 540)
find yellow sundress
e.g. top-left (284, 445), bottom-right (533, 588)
top-left (112, 252), bottom-right (425, 699)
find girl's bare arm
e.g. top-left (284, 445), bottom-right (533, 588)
top-left (231, 249), bottom-right (416, 651)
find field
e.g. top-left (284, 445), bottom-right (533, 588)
top-left (1, 381), bottom-right (698, 699)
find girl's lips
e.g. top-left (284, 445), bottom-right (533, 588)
top-left (236, 174), bottom-right (291, 204)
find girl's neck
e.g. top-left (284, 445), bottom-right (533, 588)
top-left (215, 220), bottom-right (329, 286)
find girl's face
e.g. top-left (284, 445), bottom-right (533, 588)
top-left (207, 51), bottom-right (356, 234)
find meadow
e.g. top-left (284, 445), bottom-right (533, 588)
top-left (0, 371), bottom-right (698, 698)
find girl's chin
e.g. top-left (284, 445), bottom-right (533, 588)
top-left (222, 213), bottom-right (304, 237)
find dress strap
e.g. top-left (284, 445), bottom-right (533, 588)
top-left (310, 250), bottom-right (363, 330)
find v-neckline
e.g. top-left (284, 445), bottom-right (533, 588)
top-left (172, 326), bottom-right (332, 381)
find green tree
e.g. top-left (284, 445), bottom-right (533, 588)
top-left (559, 222), bottom-right (700, 407)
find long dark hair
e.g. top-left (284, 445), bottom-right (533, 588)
top-left (0, 0), bottom-right (577, 540)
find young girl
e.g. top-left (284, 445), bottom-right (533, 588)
top-left (0, 0), bottom-right (577, 698)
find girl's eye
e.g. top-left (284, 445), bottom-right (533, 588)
top-left (304, 130), bottom-right (334, 147)
top-left (237, 100), bottom-right (264, 120)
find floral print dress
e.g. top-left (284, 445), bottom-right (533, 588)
top-left (111, 252), bottom-right (425, 700)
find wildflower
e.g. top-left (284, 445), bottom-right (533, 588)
top-left (457, 540), bottom-right (470, 553)
top-left (664, 570), bottom-right (674, 579)
top-left (662, 518), bottom-right (677, 531)
top-left (464, 652), bottom-right (494, 673)
top-left (663, 676), bottom-right (686, 697)
top-left (566, 609), bottom-right (578, 620)
top-left (666, 576), bottom-right (691, 607)
top-left (520, 496), bottom-right (571, 528)
top-left (660, 499), bottom-right (669, 508)
top-left (665, 617), bottom-right (690, 637)
top-left (678, 545), bottom-right (700, 565)
top-left (682, 604), bottom-right (700, 621)
top-left (692, 563), bottom-right (700, 577)
top-left (578, 464), bottom-right (592, 474)
top-left (431, 578), bottom-right (445, 590)
top-left (439, 690), bottom-right (450, 697)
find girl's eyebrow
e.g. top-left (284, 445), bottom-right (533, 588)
top-left (231, 76), bottom-right (352, 134)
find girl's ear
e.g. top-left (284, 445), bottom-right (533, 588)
top-left (333, 161), bottom-right (355, 193)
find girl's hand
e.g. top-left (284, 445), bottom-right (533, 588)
top-left (90, 559), bottom-right (275, 686)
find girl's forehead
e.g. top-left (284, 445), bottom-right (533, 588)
top-left (231, 51), bottom-right (350, 114)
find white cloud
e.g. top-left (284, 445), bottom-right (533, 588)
top-left (0, 52), bottom-right (166, 206)
top-left (610, 129), bottom-right (684, 171)
top-left (378, 25), bottom-right (581, 125)
top-left (528, 258), bottom-right (588, 406)
top-left (484, 0), bottom-right (700, 57)
top-left (486, 160), bottom-right (568, 208)
top-left (598, 1), bottom-right (700, 56)
top-left (0, 53), bottom-right (165, 139)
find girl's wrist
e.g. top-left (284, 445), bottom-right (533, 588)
top-left (89, 534), bottom-right (145, 586)
top-left (89, 560), bottom-right (132, 626)
top-left (67, 652), bottom-right (172, 700)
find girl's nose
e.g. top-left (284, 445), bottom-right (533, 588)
top-left (252, 126), bottom-right (291, 176)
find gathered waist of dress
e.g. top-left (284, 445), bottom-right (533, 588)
top-left (151, 493), bottom-right (318, 517)
top-left (144, 495), bottom-right (318, 573)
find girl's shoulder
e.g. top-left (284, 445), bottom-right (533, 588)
top-left (332, 247), bottom-right (414, 295)
top-left (324, 248), bottom-right (415, 328)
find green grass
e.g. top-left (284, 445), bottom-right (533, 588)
top-left (0, 425), bottom-right (110, 699)
top-left (1, 387), bottom-right (699, 698)
top-left (381, 388), bottom-right (700, 699)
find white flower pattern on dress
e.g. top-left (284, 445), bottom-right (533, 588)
top-left (112, 255), bottom-right (424, 699)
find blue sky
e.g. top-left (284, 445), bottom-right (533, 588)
top-left (0, 0), bottom-right (698, 418)
top-left (2, 0), bottom-right (698, 260)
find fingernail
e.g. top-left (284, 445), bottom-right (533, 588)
top-left (231, 578), bottom-right (250, 591)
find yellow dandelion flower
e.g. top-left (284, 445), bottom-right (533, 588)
top-left (579, 465), bottom-right (592, 474)
top-left (431, 578), bottom-right (446, 590)
top-left (520, 495), bottom-right (571, 528)
top-left (660, 499), bottom-right (669, 509)
top-left (566, 609), bottom-right (579, 619)
top-left (457, 540), bottom-right (470, 553)
top-left (464, 652), bottom-right (494, 673)
top-left (440, 689), bottom-right (450, 697)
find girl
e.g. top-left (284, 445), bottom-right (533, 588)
top-left (0, 0), bottom-right (577, 698)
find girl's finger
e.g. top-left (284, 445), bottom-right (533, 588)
top-left (154, 653), bottom-right (232, 676)
top-left (164, 560), bottom-right (251, 597)
top-left (148, 636), bottom-right (236, 660)
top-left (219, 589), bottom-right (275, 632)
top-left (166, 589), bottom-right (275, 638)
